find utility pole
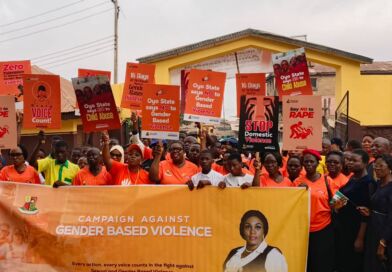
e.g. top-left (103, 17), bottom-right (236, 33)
top-left (111, 0), bottom-right (119, 83)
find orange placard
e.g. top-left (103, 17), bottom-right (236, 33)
top-left (235, 73), bottom-right (266, 117)
top-left (0, 96), bottom-right (17, 149)
top-left (72, 76), bottom-right (121, 132)
top-left (272, 48), bottom-right (313, 98)
top-left (22, 74), bottom-right (61, 129)
top-left (183, 69), bottom-right (226, 124)
top-left (141, 84), bottom-right (180, 140)
top-left (0, 183), bottom-right (309, 271)
top-left (121, 62), bottom-right (155, 110)
top-left (0, 60), bottom-right (31, 102)
top-left (78, 68), bottom-right (111, 81)
top-left (282, 95), bottom-right (322, 151)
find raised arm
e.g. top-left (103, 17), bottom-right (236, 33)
top-left (29, 130), bottom-right (45, 168)
top-left (149, 144), bottom-right (163, 184)
top-left (101, 131), bottom-right (113, 171)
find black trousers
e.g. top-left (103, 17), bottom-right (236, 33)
top-left (307, 223), bottom-right (335, 272)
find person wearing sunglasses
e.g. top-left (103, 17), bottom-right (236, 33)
top-left (0, 145), bottom-right (40, 184)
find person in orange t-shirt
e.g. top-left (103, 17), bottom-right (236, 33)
top-left (326, 151), bottom-right (349, 194)
top-left (283, 155), bottom-right (305, 182)
top-left (73, 148), bottom-right (112, 186)
top-left (0, 146), bottom-right (40, 184)
top-left (149, 141), bottom-right (198, 185)
top-left (293, 149), bottom-right (335, 272)
top-left (253, 152), bottom-right (292, 187)
top-left (214, 151), bottom-right (253, 176)
top-left (102, 133), bottom-right (151, 185)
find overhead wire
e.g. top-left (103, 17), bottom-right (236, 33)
top-left (43, 48), bottom-right (113, 69)
top-left (0, 0), bottom-right (85, 27)
top-left (0, 1), bottom-right (110, 35)
top-left (36, 44), bottom-right (114, 66)
top-left (0, 8), bottom-right (112, 43)
top-left (31, 35), bottom-right (113, 60)
top-left (33, 38), bottom-right (113, 62)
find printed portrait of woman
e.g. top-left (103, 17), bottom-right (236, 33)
top-left (223, 210), bottom-right (288, 272)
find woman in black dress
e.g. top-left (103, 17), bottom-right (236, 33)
top-left (359, 154), bottom-right (392, 272)
top-left (333, 149), bottom-right (375, 272)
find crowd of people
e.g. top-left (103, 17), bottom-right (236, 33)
top-left (0, 112), bottom-right (391, 272)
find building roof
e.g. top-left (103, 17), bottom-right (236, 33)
top-left (137, 28), bottom-right (373, 64)
top-left (31, 65), bottom-right (76, 113)
top-left (311, 61), bottom-right (392, 75)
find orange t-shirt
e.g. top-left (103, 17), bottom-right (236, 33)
top-left (329, 173), bottom-right (349, 195)
top-left (294, 175), bottom-right (332, 232)
top-left (158, 160), bottom-right (198, 185)
top-left (0, 165), bottom-right (40, 184)
top-left (110, 160), bottom-right (151, 185)
top-left (213, 164), bottom-right (253, 176)
top-left (73, 166), bottom-right (113, 186)
top-left (260, 173), bottom-right (293, 187)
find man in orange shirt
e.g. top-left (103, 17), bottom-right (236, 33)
top-left (149, 141), bottom-right (198, 185)
top-left (73, 147), bottom-right (112, 186)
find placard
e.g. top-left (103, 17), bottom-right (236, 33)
top-left (0, 60), bottom-right (31, 102)
top-left (141, 84), bottom-right (180, 140)
top-left (72, 76), bottom-right (120, 132)
top-left (282, 95), bottom-right (322, 150)
top-left (0, 96), bottom-right (17, 149)
top-left (272, 48), bottom-right (312, 98)
top-left (78, 69), bottom-right (111, 81)
top-left (238, 95), bottom-right (280, 152)
top-left (235, 73), bottom-right (266, 117)
top-left (22, 74), bottom-right (61, 129)
top-left (121, 63), bottom-right (155, 110)
top-left (183, 69), bottom-right (226, 124)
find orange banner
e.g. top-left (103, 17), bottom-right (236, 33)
top-left (78, 69), bottom-right (111, 81)
top-left (121, 63), bottom-right (155, 110)
top-left (141, 84), bottom-right (180, 140)
top-left (282, 95), bottom-right (322, 151)
top-left (272, 48), bottom-right (313, 98)
top-left (0, 96), bottom-right (17, 149)
top-left (0, 60), bottom-right (31, 102)
top-left (183, 69), bottom-right (226, 124)
top-left (22, 74), bottom-right (61, 129)
top-left (0, 183), bottom-right (309, 271)
top-left (72, 76), bottom-right (121, 132)
top-left (235, 73), bottom-right (266, 117)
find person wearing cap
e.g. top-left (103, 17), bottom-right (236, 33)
top-left (293, 149), bottom-right (335, 272)
top-left (149, 141), bottom-right (198, 185)
top-left (102, 133), bottom-right (151, 185)
top-left (73, 147), bottom-right (112, 186)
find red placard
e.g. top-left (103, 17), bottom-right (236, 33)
top-left (22, 74), bottom-right (61, 129)
top-left (0, 60), bottom-right (31, 102)
top-left (282, 95), bottom-right (322, 151)
top-left (235, 73), bottom-right (266, 117)
top-left (72, 76), bottom-right (120, 132)
top-left (141, 84), bottom-right (180, 140)
top-left (0, 96), bottom-right (17, 149)
top-left (121, 63), bottom-right (155, 110)
top-left (183, 69), bottom-right (226, 124)
top-left (78, 69), bottom-right (111, 81)
top-left (272, 48), bottom-right (312, 98)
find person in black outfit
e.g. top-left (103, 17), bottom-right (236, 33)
top-left (333, 149), bottom-right (375, 272)
top-left (359, 154), bottom-right (392, 272)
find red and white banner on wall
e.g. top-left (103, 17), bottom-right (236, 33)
top-left (183, 69), bottom-right (226, 124)
top-left (0, 96), bottom-right (17, 149)
top-left (272, 48), bottom-right (313, 98)
top-left (282, 95), bottom-right (322, 151)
